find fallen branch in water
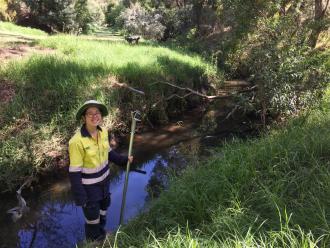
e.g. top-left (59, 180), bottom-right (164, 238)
top-left (152, 92), bottom-right (193, 108)
top-left (150, 81), bottom-right (257, 108)
top-left (225, 104), bottom-right (240, 119)
top-left (6, 176), bottom-right (32, 222)
top-left (150, 81), bottom-right (257, 100)
top-left (110, 79), bottom-right (256, 100)
top-left (111, 81), bottom-right (145, 95)
top-left (109, 79), bottom-right (257, 116)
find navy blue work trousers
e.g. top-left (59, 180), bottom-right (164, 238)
top-left (82, 194), bottom-right (111, 241)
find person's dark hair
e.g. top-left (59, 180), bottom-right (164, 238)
top-left (82, 106), bottom-right (102, 116)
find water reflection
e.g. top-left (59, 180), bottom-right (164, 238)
top-left (19, 203), bottom-right (84, 248)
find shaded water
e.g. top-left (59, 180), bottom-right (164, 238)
top-left (0, 111), bottom-right (253, 248)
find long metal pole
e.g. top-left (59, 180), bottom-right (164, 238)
top-left (119, 112), bottom-right (137, 225)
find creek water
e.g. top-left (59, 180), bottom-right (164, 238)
top-left (0, 110), bottom-right (254, 248)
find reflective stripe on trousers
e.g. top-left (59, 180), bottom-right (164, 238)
top-left (82, 195), bottom-right (111, 241)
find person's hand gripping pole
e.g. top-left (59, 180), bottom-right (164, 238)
top-left (119, 110), bottom-right (141, 225)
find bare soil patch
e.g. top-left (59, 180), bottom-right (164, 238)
top-left (0, 45), bottom-right (55, 61)
top-left (0, 79), bottom-right (15, 104)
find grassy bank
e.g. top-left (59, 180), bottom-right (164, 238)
top-left (0, 21), bottom-right (47, 36)
top-left (0, 25), bottom-right (220, 191)
top-left (102, 87), bottom-right (330, 247)
top-left (0, 21), bottom-right (47, 47)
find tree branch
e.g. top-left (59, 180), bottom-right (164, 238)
top-left (322, 0), bottom-right (330, 16)
top-left (151, 92), bottom-right (193, 108)
top-left (111, 82), bottom-right (145, 95)
top-left (110, 80), bottom-right (257, 112)
top-left (151, 81), bottom-right (257, 100)
top-left (225, 104), bottom-right (240, 119)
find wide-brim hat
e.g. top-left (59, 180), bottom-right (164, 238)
top-left (76, 100), bottom-right (108, 120)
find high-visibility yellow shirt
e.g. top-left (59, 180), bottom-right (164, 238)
top-left (69, 125), bottom-right (110, 185)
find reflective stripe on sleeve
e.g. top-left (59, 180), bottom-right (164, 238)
top-left (82, 170), bottom-right (110, 185)
top-left (69, 165), bottom-right (82, 172)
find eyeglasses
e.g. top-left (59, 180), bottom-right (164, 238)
top-left (85, 112), bottom-right (101, 118)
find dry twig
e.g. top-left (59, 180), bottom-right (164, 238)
top-left (111, 82), bottom-right (145, 95)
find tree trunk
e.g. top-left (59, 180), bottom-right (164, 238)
top-left (279, 0), bottom-right (292, 16)
top-left (309, 0), bottom-right (329, 48)
top-left (193, 0), bottom-right (204, 36)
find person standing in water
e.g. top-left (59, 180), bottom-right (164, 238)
top-left (68, 100), bottom-right (133, 241)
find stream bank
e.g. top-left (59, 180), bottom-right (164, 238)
top-left (0, 95), bottom-right (258, 247)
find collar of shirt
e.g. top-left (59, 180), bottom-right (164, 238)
top-left (80, 124), bottom-right (103, 138)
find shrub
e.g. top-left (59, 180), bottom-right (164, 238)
top-left (225, 14), bottom-right (330, 121)
top-left (0, 0), bottom-right (18, 21)
top-left (157, 5), bottom-right (194, 41)
top-left (74, 0), bottom-right (92, 34)
top-left (119, 3), bottom-right (166, 40)
top-left (87, 0), bottom-right (106, 26)
top-left (21, 0), bottom-right (102, 34)
top-left (0, 0), bottom-right (8, 20)
top-left (105, 1), bottom-right (125, 28)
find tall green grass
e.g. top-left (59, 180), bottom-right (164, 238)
top-left (0, 21), bottom-right (47, 36)
top-left (38, 35), bottom-right (220, 84)
top-left (1, 35), bottom-right (220, 128)
top-left (105, 91), bottom-right (330, 247)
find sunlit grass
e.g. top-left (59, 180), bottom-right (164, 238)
top-left (0, 21), bottom-right (47, 48)
top-left (38, 35), bottom-right (219, 81)
top-left (0, 21), bottom-right (47, 36)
